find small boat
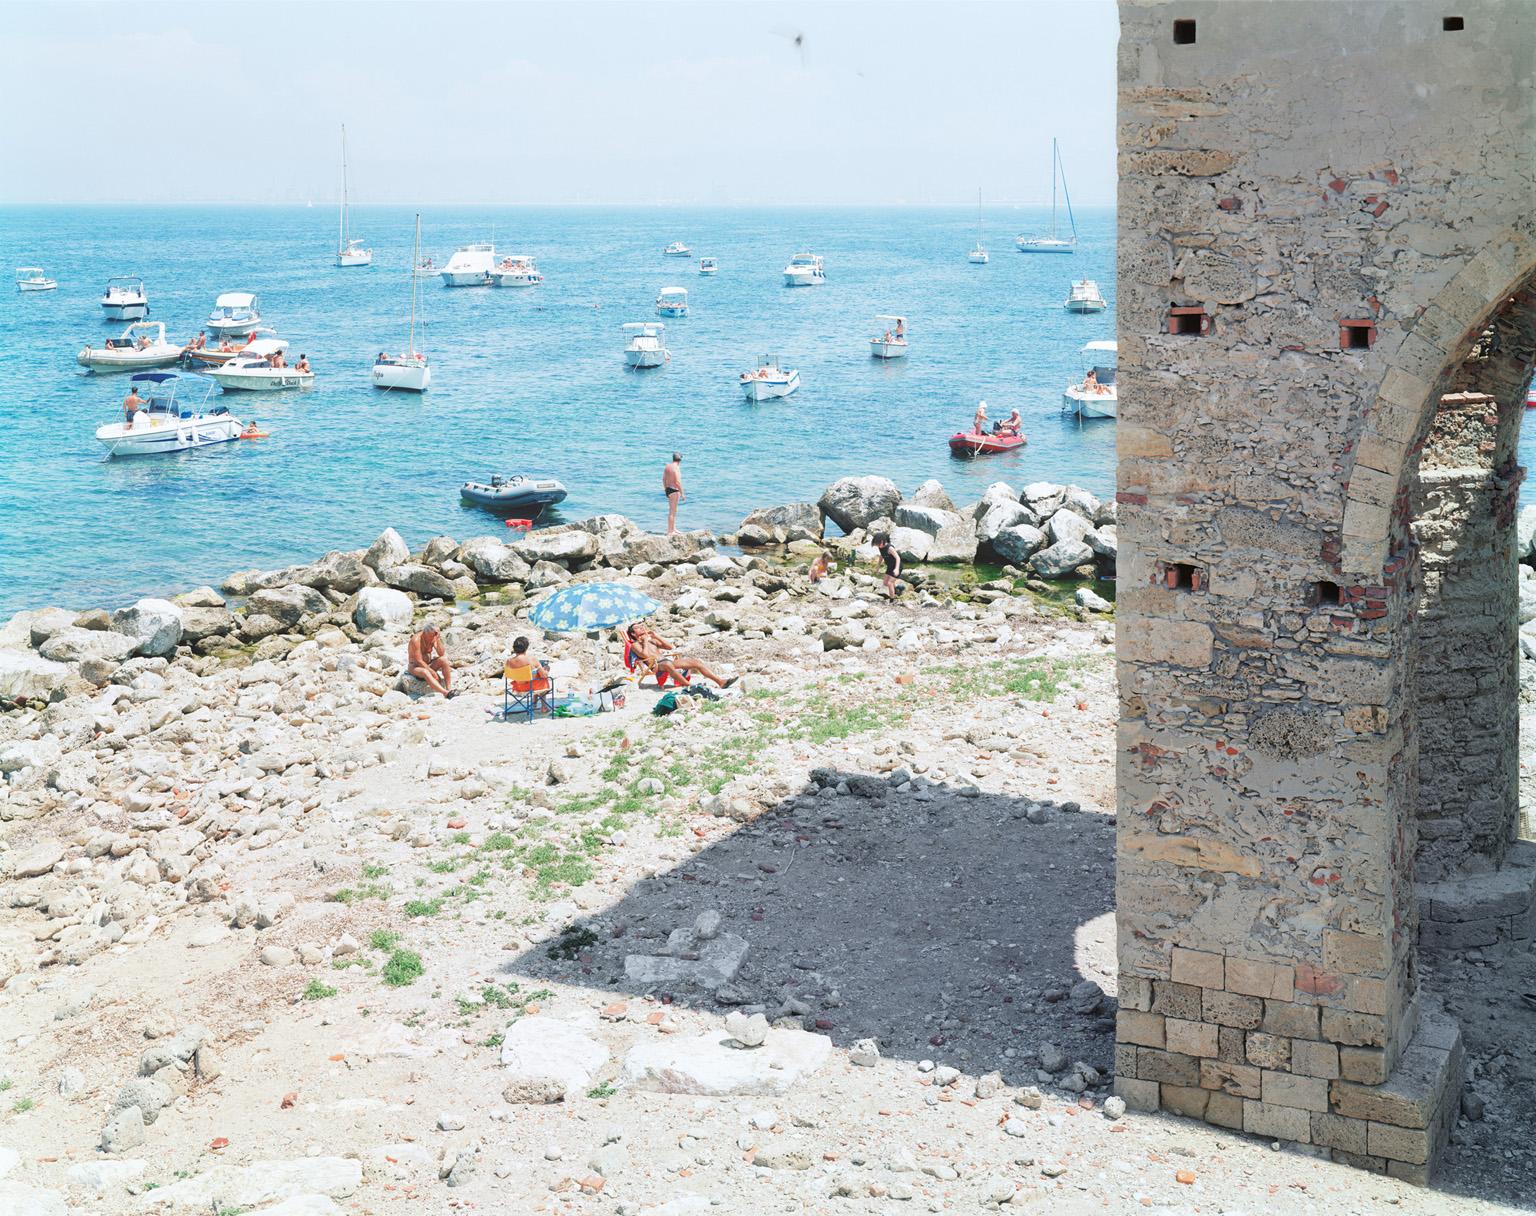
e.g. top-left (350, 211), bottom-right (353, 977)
top-left (698, 257), bottom-right (718, 276)
top-left (783, 252), bottom-right (826, 287)
top-left (101, 276), bottom-right (149, 321)
top-left (16, 267), bottom-right (57, 293)
top-left (1062, 340), bottom-right (1117, 420)
top-left (969, 189), bottom-right (988, 264)
top-left (491, 255), bottom-right (543, 287)
top-left (460, 474), bottom-right (568, 517)
top-left (663, 242), bottom-right (692, 257)
top-left (1017, 138), bottom-right (1078, 254)
top-left (948, 430), bottom-right (1027, 456)
top-left (440, 243), bottom-right (495, 287)
top-left (869, 314), bottom-right (908, 359)
top-left (1065, 279), bottom-right (1106, 313)
top-left (77, 321), bottom-right (185, 372)
top-left (95, 372), bottom-right (242, 457)
top-left (623, 322), bottom-right (668, 369)
top-left (373, 214), bottom-right (431, 392)
top-left (335, 124), bottom-right (372, 267)
top-left (740, 354), bottom-right (800, 402)
top-left (206, 339), bottom-right (314, 392)
top-left (656, 286), bottom-right (688, 317)
top-left (182, 329), bottom-right (277, 368)
top-left (206, 292), bottom-right (262, 338)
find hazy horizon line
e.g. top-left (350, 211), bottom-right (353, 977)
top-left (0, 200), bottom-right (1118, 210)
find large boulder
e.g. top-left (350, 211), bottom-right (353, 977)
top-left (354, 587), bottom-right (414, 633)
top-left (1087, 525), bottom-right (1118, 560)
top-left (1045, 509), bottom-right (1094, 547)
top-left (179, 606), bottom-right (237, 643)
top-left (889, 527), bottom-right (933, 563)
top-left (610, 530), bottom-right (710, 568)
top-left (977, 500), bottom-right (1034, 547)
top-left (38, 627), bottom-right (135, 665)
top-left (0, 650), bottom-right (71, 706)
top-left (246, 585), bottom-right (329, 626)
top-left (111, 598), bottom-right (183, 657)
top-left (737, 503), bottom-right (822, 547)
top-left (457, 537), bottom-right (532, 583)
top-left (910, 479), bottom-right (957, 512)
top-left (363, 528), bottom-right (410, 572)
top-left (927, 519), bottom-right (979, 564)
top-left (893, 504), bottom-right (965, 537)
top-left (298, 551), bottom-right (376, 593)
top-left (1030, 540), bottom-right (1095, 579)
top-left (1062, 485), bottom-right (1102, 520)
top-left (1021, 482), bottom-right (1067, 519)
top-left (380, 564), bottom-right (455, 600)
top-left (818, 476), bottom-right (902, 535)
top-left (581, 514), bottom-right (640, 561)
top-left (26, 608), bottom-right (77, 649)
top-left (991, 524), bottom-right (1046, 565)
top-left (513, 529), bottom-right (600, 567)
top-left (972, 481), bottom-right (1022, 517)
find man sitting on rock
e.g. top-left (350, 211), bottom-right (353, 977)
top-left (407, 623), bottom-right (453, 698)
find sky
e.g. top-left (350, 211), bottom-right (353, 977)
top-left (1, 0), bottom-right (1117, 207)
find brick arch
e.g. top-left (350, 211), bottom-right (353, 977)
top-left (1339, 220), bottom-right (1536, 577)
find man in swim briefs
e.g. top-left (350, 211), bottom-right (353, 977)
top-left (407, 623), bottom-right (453, 697)
top-left (663, 452), bottom-right (684, 535)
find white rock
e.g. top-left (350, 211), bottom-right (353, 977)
top-left (499, 1018), bottom-right (608, 1102)
top-left (111, 599), bottom-right (184, 658)
top-left (623, 1027), bottom-right (832, 1096)
top-left (11, 841), bottom-right (65, 878)
top-left (850, 1038), bottom-right (880, 1067)
top-left (0, 649), bottom-right (71, 705)
top-left (724, 1011), bottom-right (768, 1048)
top-left (0, 1181), bottom-right (67, 1216)
top-left (132, 1157), bottom-right (360, 1209)
top-left (67, 1160), bottom-right (147, 1192)
top-left (353, 587), bottom-right (413, 633)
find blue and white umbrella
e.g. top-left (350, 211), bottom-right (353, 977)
top-left (529, 582), bottom-right (661, 634)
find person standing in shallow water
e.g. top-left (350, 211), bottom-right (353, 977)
top-left (663, 452), bottom-right (684, 535)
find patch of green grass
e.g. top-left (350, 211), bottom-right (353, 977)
top-left (524, 843), bottom-right (560, 866)
top-left (369, 928), bottom-right (401, 952)
top-left (482, 1032), bottom-right (504, 1048)
top-left (535, 855), bottom-right (595, 890)
top-left (11, 1097), bottom-right (34, 1114)
top-left (0, 1079), bottom-right (12, 1092)
top-left (449, 830), bottom-right (472, 845)
top-left (382, 949), bottom-right (425, 988)
top-left (427, 857), bottom-right (463, 873)
top-left (547, 925), bottom-right (600, 961)
top-left (928, 655), bottom-right (1089, 703)
top-left (468, 868), bottom-right (493, 887)
top-left (586, 1081), bottom-right (617, 1099)
top-left (404, 898), bottom-right (443, 918)
top-left (302, 980), bottom-right (338, 1001)
top-left (480, 984), bottom-right (515, 1009)
top-left (658, 822), bottom-right (684, 838)
top-left (362, 863), bottom-right (391, 879)
top-left (331, 956), bottom-right (370, 970)
top-left (481, 831), bottom-right (517, 852)
top-left (329, 884), bottom-right (390, 904)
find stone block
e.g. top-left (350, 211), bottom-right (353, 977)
top-left (1225, 957), bottom-right (1294, 1001)
top-left (1262, 1000), bottom-right (1321, 1041)
top-left (1160, 1084), bottom-right (1210, 1119)
top-left (1291, 1040), bottom-right (1340, 1080)
top-left (1170, 947), bottom-right (1224, 988)
top-left (1150, 980), bottom-right (1202, 1021)
top-left (1385, 1158), bottom-right (1432, 1185)
top-left (1135, 1048), bottom-right (1199, 1087)
top-left (1245, 1032), bottom-right (1290, 1071)
top-left (1261, 1071), bottom-right (1329, 1113)
top-left (1310, 1112), bottom-right (1369, 1156)
top-left (1114, 1042), bottom-right (1139, 1078)
top-left (1367, 1121), bottom-right (1432, 1166)
top-left (1114, 1076), bottom-right (1160, 1112)
top-left (1203, 988), bottom-right (1262, 1028)
top-left (1338, 1046), bottom-right (1388, 1085)
top-left (1217, 1026), bottom-right (1247, 1064)
top-left (1321, 1008), bottom-right (1386, 1048)
top-left (1116, 1009), bottom-right (1165, 1049)
top-left (1331, 1035), bottom-right (1457, 1128)
top-left (1242, 1100), bottom-right (1311, 1143)
top-left (1165, 1018), bottom-right (1218, 1058)
top-left (1119, 618), bottom-right (1214, 668)
top-left (1119, 975), bottom-right (1153, 1012)
top-left (1204, 1090), bottom-right (1245, 1130)
top-left (1323, 929), bottom-right (1390, 973)
top-left (1199, 1059), bottom-right (1261, 1099)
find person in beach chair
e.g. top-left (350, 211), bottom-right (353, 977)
top-left (502, 635), bottom-right (554, 721)
top-left (625, 622), bottom-right (736, 689)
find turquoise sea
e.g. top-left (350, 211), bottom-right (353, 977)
top-left (0, 205), bottom-right (1120, 616)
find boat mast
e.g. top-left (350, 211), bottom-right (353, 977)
top-left (409, 214), bottom-right (419, 356)
top-left (338, 125), bottom-right (348, 256)
top-left (1050, 138), bottom-right (1059, 241)
top-left (1059, 143), bottom-right (1078, 245)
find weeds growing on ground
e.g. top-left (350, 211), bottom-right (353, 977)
top-left (382, 950), bottom-right (424, 987)
top-left (302, 980), bottom-right (338, 1001)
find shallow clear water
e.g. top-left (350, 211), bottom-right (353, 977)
top-left (0, 204), bottom-right (1122, 614)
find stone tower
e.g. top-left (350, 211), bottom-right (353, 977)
top-left (1114, 0), bottom-right (1536, 1181)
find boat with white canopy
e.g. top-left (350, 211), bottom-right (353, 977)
top-left (656, 287), bottom-right (689, 317)
top-left (783, 252), bottom-right (825, 286)
top-left (206, 292), bottom-right (262, 338)
top-left (335, 124), bottom-right (372, 267)
top-left (739, 354), bottom-right (800, 401)
top-left (663, 241), bottom-right (692, 257)
top-left (77, 321), bottom-right (184, 372)
top-left (1017, 138), bottom-right (1078, 253)
top-left (95, 371), bottom-right (242, 457)
top-left (623, 322), bottom-right (669, 369)
top-left (101, 276), bottom-right (149, 320)
top-left (491, 255), bottom-right (543, 287)
top-left (207, 339), bottom-right (314, 392)
top-left (869, 315), bottom-right (908, 359)
top-left (698, 257), bottom-right (718, 275)
top-left (440, 243), bottom-right (495, 286)
top-left (1064, 280), bottom-right (1106, 313)
top-left (16, 267), bottom-right (57, 292)
top-left (373, 214), bottom-right (431, 392)
top-left (1062, 340), bottom-right (1117, 419)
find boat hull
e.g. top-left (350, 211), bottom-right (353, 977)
top-left (1016, 240), bottom-right (1075, 254)
top-left (783, 271), bottom-right (824, 287)
top-left (948, 431), bottom-right (1026, 455)
top-left (77, 347), bottom-right (184, 372)
top-left (372, 360), bottom-right (430, 392)
top-left (102, 301), bottom-right (148, 321)
top-left (656, 306), bottom-right (688, 318)
top-left (208, 368), bottom-right (315, 392)
top-left (460, 481), bottom-right (568, 516)
top-left (336, 250), bottom-right (373, 267)
top-left (206, 318), bottom-right (260, 337)
top-left (1063, 387), bottom-right (1118, 419)
top-left (741, 373), bottom-right (800, 401)
top-left (625, 349), bottom-right (667, 369)
top-left (869, 339), bottom-right (907, 359)
top-left (17, 281), bottom-right (57, 292)
top-left (1065, 300), bottom-right (1106, 313)
top-left (968, 251), bottom-right (989, 264)
top-left (96, 413), bottom-right (242, 457)
top-left (492, 272), bottom-right (542, 287)
top-left (441, 271), bottom-right (490, 287)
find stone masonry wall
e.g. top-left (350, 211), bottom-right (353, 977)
top-left (1115, 0), bottom-right (1534, 1182)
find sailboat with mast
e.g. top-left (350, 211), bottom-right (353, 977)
top-left (1016, 138), bottom-right (1077, 254)
top-left (372, 215), bottom-right (430, 392)
top-left (969, 188), bottom-right (989, 264)
top-left (335, 124), bottom-right (372, 267)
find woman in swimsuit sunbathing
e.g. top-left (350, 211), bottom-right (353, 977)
top-left (627, 623), bottom-right (735, 688)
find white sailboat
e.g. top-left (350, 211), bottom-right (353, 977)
top-left (373, 215), bottom-right (431, 392)
top-left (1016, 138), bottom-right (1077, 254)
top-left (335, 125), bottom-right (372, 267)
top-left (969, 189), bottom-right (988, 264)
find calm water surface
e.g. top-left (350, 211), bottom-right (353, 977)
top-left (0, 205), bottom-right (1121, 614)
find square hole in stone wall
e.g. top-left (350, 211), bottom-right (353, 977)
top-left (1443, 16), bottom-right (1464, 31)
top-left (1173, 18), bottom-right (1196, 43)
top-left (1164, 562), bottom-right (1201, 591)
top-left (1168, 307), bottom-right (1208, 336)
top-left (1340, 321), bottom-right (1375, 350)
top-left (1315, 581), bottom-right (1342, 606)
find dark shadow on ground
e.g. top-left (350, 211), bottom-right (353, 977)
top-left (505, 769), bottom-right (1121, 1083)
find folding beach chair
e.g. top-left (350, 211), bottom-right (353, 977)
top-left (500, 659), bottom-right (554, 723)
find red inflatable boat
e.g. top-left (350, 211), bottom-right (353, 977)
top-left (948, 430), bottom-right (1026, 456)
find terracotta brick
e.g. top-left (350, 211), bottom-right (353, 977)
top-left (1160, 1084), bottom-right (1210, 1118)
top-left (1291, 1039), bottom-right (1340, 1080)
top-left (1261, 1070), bottom-right (1329, 1113)
top-left (1165, 1017), bottom-right (1219, 1058)
top-left (1204, 1090), bottom-right (1245, 1130)
top-left (1117, 1009), bottom-right (1166, 1049)
top-left (1262, 999), bottom-right (1321, 1041)
top-left (1202, 988), bottom-right (1262, 1028)
top-left (1170, 947), bottom-right (1224, 988)
top-left (1199, 1058), bottom-right (1261, 1098)
top-left (1322, 1008), bottom-right (1387, 1048)
top-left (1246, 1032), bottom-right (1291, 1071)
top-left (1151, 980), bottom-right (1203, 1021)
top-left (1225, 957), bottom-right (1294, 1001)
top-left (1338, 1045), bottom-right (1388, 1084)
top-left (1136, 1048), bottom-right (1199, 1086)
top-left (1242, 1100), bottom-right (1311, 1142)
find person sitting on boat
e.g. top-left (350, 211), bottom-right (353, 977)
top-left (1083, 369), bottom-right (1099, 393)
top-left (626, 622), bottom-right (736, 689)
top-left (995, 408), bottom-right (1023, 437)
top-left (135, 333), bottom-right (152, 350)
top-left (406, 623), bottom-right (453, 698)
top-left (295, 353), bottom-right (311, 373)
top-left (122, 386), bottom-right (147, 425)
top-left (882, 329), bottom-right (893, 344)
top-left (219, 338), bottom-right (233, 352)
top-left (973, 400), bottom-right (989, 435)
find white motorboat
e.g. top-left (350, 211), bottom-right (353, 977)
top-left (101, 276), bottom-right (149, 320)
top-left (206, 292), bottom-right (262, 338)
top-left (969, 188), bottom-right (989, 263)
top-left (183, 329), bottom-right (276, 368)
top-left (1062, 340), bottom-right (1117, 420)
top-left (207, 339), bottom-right (314, 392)
top-left (440, 243), bottom-right (495, 286)
top-left (1017, 138), bottom-right (1078, 253)
top-left (1065, 279), bottom-right (1107, 313)
top-left (16, 267), bottom-right (57, 292)
top-left (656, 286), bottom-right (689, 317)
top-left (491, 255), bottom-right (543, 287)
top-left (739, 354), bottom-right (800, 401)
top-left (77, 321), bottom-right (184, 372)
top-left (698, 257), bottom-right (718, 275)
top-left (96, 371), bottom-right (243, 457)
top-left (663, 241), bottom-right (692, 257)
top-left (869, 314), bottom-right (908, 359)
top-left (373, 214), bottom-right (431, 392)
top-left (783, 252), bottom-right (826, 287)
top-left (335, 125), bottom-right (372, 267)
top-left (623, 322), bottom-right (669, 369)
